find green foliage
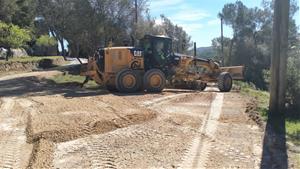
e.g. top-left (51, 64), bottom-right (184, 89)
top-left (0, 0), bottom-right (18, 24)
top-left (212, 37), bottom-right (231, 62)
top-left (13, 0), bottom-right (37, 27)
top-left (214, 1), bottom-right (299, 90)
top-left (286, 44), bottom-right (300, 110)
top-left (36, 35), bottom-right (57, 47)
top-left (0, 0), bottom-right (37, 27)
top-left (286, 119), bottom-right (300, 145)
top-left (36, 0), bottom-right (191, 57)
top-left (51, 74), bottom-right (86, 84)
top-left (158, 15), bottom-right (192, 53)
top-left (0, 21), bottom-right (31, 48)
top-left (216, 1), bottom-right (271, 89)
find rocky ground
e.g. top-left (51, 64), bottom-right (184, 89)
top-left (0, 70), bottom-right (298, 169)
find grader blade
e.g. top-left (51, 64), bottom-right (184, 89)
top-left (80, 58), bottom-right (104, 85)
top-left (220, 66), bottom-right (244, 80)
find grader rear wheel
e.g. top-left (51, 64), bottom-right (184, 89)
top-left (144, 69), bottom-right (166, 92)
top-left (116, 69), bottom-right (141, 93)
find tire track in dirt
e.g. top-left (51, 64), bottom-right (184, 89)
top-left (142, 93), bottom-right (190, 107)
top-left (0, 98), bottom-right (20, 169)
top-left (86, 138), bottom-right (117, 169)
top-left (179, 93), bottom-right (224, 169)
top-left (53, 121), bottom-right (189, 169)
top-left (82, 93), bottom-right (196, 169)
top-left (26, 93), bottom-right (171, 169)
top-left (0, 98), bottom-right (33, 169)
top-left (53, 93), bottom-right (197, 169)
top-left (179, 93), bottom-right (262, 169)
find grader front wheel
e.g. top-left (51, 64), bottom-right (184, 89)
top-left (217, 72), bottom-right (232, 92)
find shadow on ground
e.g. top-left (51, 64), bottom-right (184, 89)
top-left (261, 114), bottom-right (288, 169)
top-left (0, 69), bottom-right (216, 98)
top-left (0, 75), bottom-right (110, 98)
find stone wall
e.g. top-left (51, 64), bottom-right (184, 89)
top-left (0, 58), bottom-right (65, 72)
top-left (11, 48), bottom-right (28, 58)
top-left (0, 48), bottom-right (29, 59)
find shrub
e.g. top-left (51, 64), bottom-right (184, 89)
top-left (36, 35), bottom-right (57, 47)
top-left (0, 21), bottom-right (31, 48)
top-left (287, 50), bottom-right (300, 110)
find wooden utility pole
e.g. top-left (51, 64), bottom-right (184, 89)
top-left (135, 0), bottom-right (138, 24)
top-left (221, 16), bottom-right (224, 66)
top-left (269, 0), bottom-right (290, 115)
top-left (132, 0), bottom-right (138, 46)
top-left (194, 42), bottom-right (197, 57)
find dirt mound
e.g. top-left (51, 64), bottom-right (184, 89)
top-left (219, 93), bottom-right (264, 129)
top-left (26, 94), bottom-right (156, 143)
top-left (23, 94), bottom-right (157, 168)
top-left (53, 120), bottom-right (198, 169)
top-left (245, 100), bottom-right (265, 128)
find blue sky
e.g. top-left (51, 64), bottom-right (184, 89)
top-left (148, 0), bottom-right (300, 47)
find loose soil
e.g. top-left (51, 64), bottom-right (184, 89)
top-left (27, 94), bottom-right (156, 143)
top-left (0, 71), bottom-right (298, 169)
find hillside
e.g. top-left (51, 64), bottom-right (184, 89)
top-left (189, 46), bottom-right (217, 59)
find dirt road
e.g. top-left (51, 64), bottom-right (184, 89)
top-left (0, 71), bottom-right (275, 168)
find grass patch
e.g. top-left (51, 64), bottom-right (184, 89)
top-left (286, 110), bottom-right (300, 145)
top-left (0, 56), bottom-right (63, 64)
top-left (50, 73), bottom-right (99, 89)
top-left (286, 120), bottom-right (300, 145)
top-left (235, 81), bottom-right (300, 145)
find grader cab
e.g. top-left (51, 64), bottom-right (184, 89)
top-left (81, 35), bottom-right (244, 93)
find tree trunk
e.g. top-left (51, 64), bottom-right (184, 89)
top-left (269, 0), bottom-right (290, 114)
top-left (59, 39), bottom-right (67, 61)
top-left (229, 36), bottom-right (235, 65)
top-left (76, 43), bottom-right (80, 58)
top-left (6, 48), bottom-right (12, 61)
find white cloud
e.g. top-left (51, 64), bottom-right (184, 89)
top-left (171, 10), bottom-right (210, 22)
top-left (207, 19), bottom-right (220, 26)
top-left (155, 18), bottom-right (163, 25)
top-left (178, 23), bottom-right (204, 33)
top-left (149, 0), bottom-right (212, 37)
top-left (150, 0), bottom-right (184, 9)
top-left (149, 0), bottom-right (210, 25)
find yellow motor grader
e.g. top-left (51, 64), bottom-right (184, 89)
top-left (80, 35), bottom-right (243, 93)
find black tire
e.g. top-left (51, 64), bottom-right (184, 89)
top-left (106, 85), bottom-right (117, 92)
top-left (116, 69), bottom-right (141, 93)
top-left (144, 69), bottom-right (166, 93)
top-left (189, 82), bottom-right (198, 90)
top-left (200, 82), bottom-right (207, 91)
top-left (217, 72), bottom-right (232, 92)
top-left (187, 82), bottom-right (206, 91)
